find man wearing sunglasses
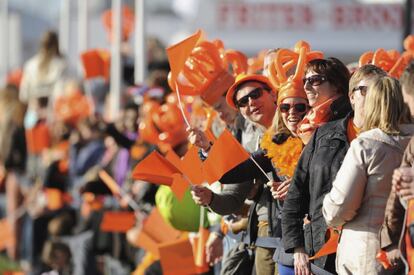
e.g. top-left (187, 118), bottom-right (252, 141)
top-left (225, 74), bottom-right (282, 275)
top-left (227, 74), bottom-right (277, 129)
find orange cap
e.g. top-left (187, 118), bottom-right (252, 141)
top-left (226, 74), bottom-right (275, 110)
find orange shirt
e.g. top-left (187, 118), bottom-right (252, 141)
top-left (347, 118), bottom-right (361, 143)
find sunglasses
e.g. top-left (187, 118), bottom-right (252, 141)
top-left (302, 75), bottom-right (328, 86)
top-left (236, 87), bottom-right (265, 108)
top-left (279, 103), bottom-right (308, 113)
top-left (352, 85), bottom-right (368, 96)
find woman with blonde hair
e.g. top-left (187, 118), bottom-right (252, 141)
top-left (323, 76), bottom-right (413, 274)
top-left (20, 30), bottom-right (67, 106)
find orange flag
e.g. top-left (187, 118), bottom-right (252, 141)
top-left (131, 151), bottom-right (180, 186)
top-left (98, 170), bottom-right (121, 196)
top-left (0, 219), bottom-right (13, 251)
top-left (166, 30), bottom-right (203, 85)
top-left (158, 238), bottom-right (198, 275)
top-left (202, 129), bottom-right (250, 183)
top-left (133, 208), bottom-right (181, 258)
top-left (180, 146), bottom-right (205, 185)
top-left (166, 147), bottom-right (204, 185)
top-left (309, 227), bottom-right (339, 260)
top-left (171, 173), bottom-right (190, 201)
top-left (80, 49), bottom-right (110, 81)
top-left (100, 211), bottom-right (136, 232)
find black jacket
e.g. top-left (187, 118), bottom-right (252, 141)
top-left (281, 111), bottom-right (352, 270)
top-left (220, 151), bottom-right (281, 236)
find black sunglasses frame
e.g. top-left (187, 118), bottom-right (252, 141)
top-left (236, 87), bottom-right (266, 108)
top-left (302, 75), bottom-right (328, 86)
top-left (279, 103), bottom-right (308, 113)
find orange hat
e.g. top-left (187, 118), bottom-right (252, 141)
top-left (167, 35), bottom-right (248, 107)
top-left (226, 74), bottom-right (275, 110)
top-left (359, 48), bottom-right (410, 78)
top-left (267, 40), bottom-right (323, 105)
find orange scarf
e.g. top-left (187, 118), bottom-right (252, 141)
top-left (297, 96), bottom-right (340, 144)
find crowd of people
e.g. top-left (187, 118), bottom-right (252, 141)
top-left (2, 27), bottom-right (414, 275)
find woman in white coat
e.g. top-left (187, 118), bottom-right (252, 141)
top-left (322, 76), bottom-right (414, 275)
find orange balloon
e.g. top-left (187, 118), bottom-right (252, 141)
top-left (359, 48), bottom-right (408, 78)
top-left (223, 49), bottom-right (248, 75)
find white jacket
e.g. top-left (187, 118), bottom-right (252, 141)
top-left (323, 125), bottom-right (414, 275)
top-left (19, 54), bottom-right (67, 103)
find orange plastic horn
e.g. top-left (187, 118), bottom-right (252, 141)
top-left (268, 40), bottom-right (323, 102)
top-left (223, 50), bottom-right (248, 75)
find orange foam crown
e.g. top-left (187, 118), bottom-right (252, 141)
top-left (268, 40), bottom-right (323, 104)
top-left (168, 37), bottom-right (248, 105)
top-left (358, 43), bottom-right (413, 78)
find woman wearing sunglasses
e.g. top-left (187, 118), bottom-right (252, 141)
top-left (282, 64), bottom-right (387, 275)
top-left (322, 76), bottom-right (413, 275)
top-left (297, 58), bottom-right (352, 145)
top-left (219, 74), bottom-right (310, 275)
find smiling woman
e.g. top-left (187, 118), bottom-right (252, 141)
top-left (296, 57), bottom-right (351, 144)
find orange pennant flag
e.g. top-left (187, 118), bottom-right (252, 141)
top-left (133, 208), bottom-right (181, 258)
top-left (159, 238), bottom-right (198, 275)
top-left (98, 170), bottom-right (121, 196)
top-left (166, 147), bottom-right (205, 185)
top-left (309, 227), bottom-right (339, 260)
top-left (166, 30), bottom-right (203, 85)
top-left (132, 151), bottom-right (181, 186)
top-left (202, 129), bottom-right (250, 183)
top-left (171, 173), bottom-right (191, 201)
top-left (100, 211), bottom-right (136, 232)
top-left (165, 150), bottom-right (184, 172)
top-left (0, 219), bottom-right (13, 251)
top-left (193, 227), bottom-right (210, 273)
top-left (180, 146), bottom-right (205, 185)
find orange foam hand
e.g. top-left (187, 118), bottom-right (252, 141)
top-left (202, 129), bottom-right (250, 184)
